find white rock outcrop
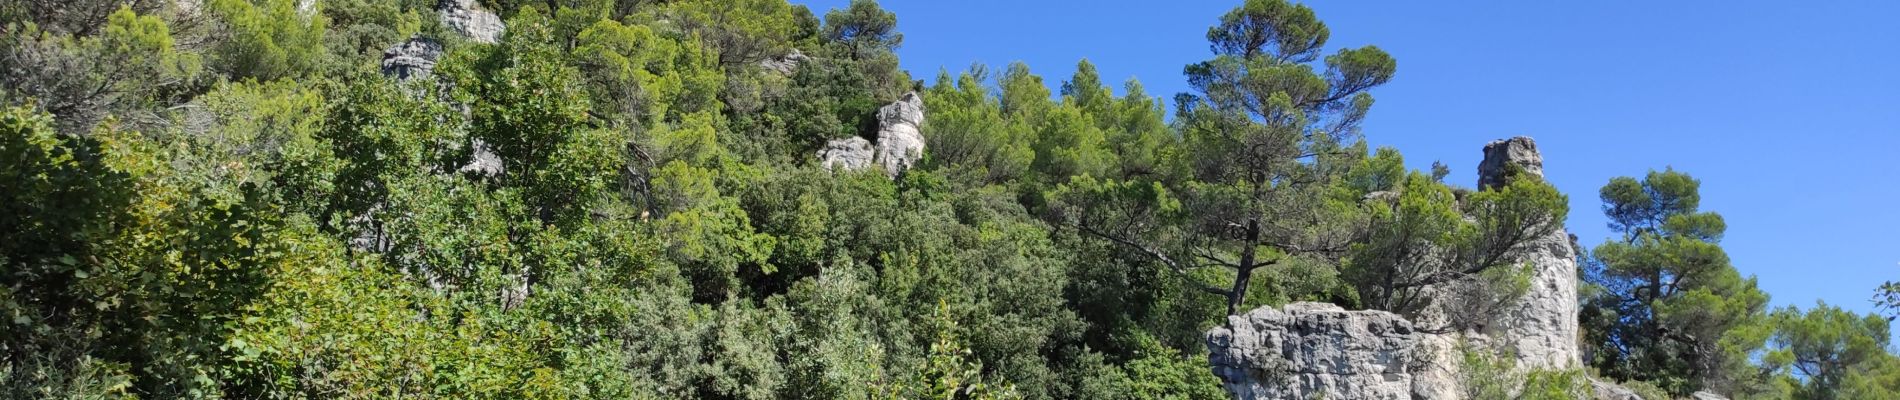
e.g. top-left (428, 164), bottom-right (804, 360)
top-left (818, 92), bottom-right (926, 178)
top-left (1207, 303), bottom-right (1424, 400)
top-left (760, 49), bottom-right (810, 75)
top-left (381, 37), bottom-right (444, 81)
top-left (816, 136), bottom-right (874, 172)
top-left (1476, 136), bottom-right (1544, 190)
top-left (1473, 136), bottom-right (1581, 370)
top-left (1592, 378), bottom-right (1645, 400)
top-left (439, 0), bottom-right (504, 44)
top-left (872, 92), bottom-right (926, 177)
top-left (1207, 137), bottom-right (1587, 399)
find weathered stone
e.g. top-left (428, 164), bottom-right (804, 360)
top-left (439, 0), bottom-right (503, 44)
top-left (1591, 378), bottom-right (1644, 400)
top-left (1474, 136), bottom-right (1579, 370)
top-left (760, 49), bottom-right (809, 75)
top-left (1477, 136), bottom-right (1544, 190)
top-left (872, 92), bottom-right (926, 177)
top-left (1483, 224), bottom-right (1581, 370)
top-left (817, 136), bottom-right (875, 172)
top-left (380, 37), bottom-right (444, 81)
top-left (1363, 190), bottom-right (1401, 203)
top-left (1691, 391), bottom-right (1730, 400)
top-left (1207, 302), bottom-right (1424, 400)
top-left (1209, 137), bottom-right (1583, 399)
top-left (458, 138), bottom-right (504, 176)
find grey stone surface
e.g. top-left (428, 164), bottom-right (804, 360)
top-left (458, 138), bottom-right (504, 176)
top-left (760, 49), bottom-right (810, 75)
top-left (1591, 378), bottom-right (1645, 400)
top-left (439, 0), bottom-right (503, 44)
top-left (1207, 137), bottom-right (1583, 399)
top-left (1691, 391), bottom-right (1730, 400)
top-left (872, 92), bottom-right (926, 177)
top-left (817, 136), bottom-right (875, 172)
top-left (380, 37), bottom-right (444, 81)
top-left (1477, 136), bottom-right (1544, 190)
top-left (1207, 302), bottom-right (1424, 400)
top-left (1475, 136), bottom-right (1580, 370)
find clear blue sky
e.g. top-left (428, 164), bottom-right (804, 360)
top-left (797, 1), bottom-right (1900, 318)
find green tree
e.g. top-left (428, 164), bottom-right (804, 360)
top-left (1580, 169), bottom-right (1772, 395)
top-left (1760, 302), bottom-right (1894, 400)
top-left (820, 0), bottom-right (901, 61)
top-left (207, 0), bottom-right (330, 81)
top-left (1, 6), bottom-right (200, 133)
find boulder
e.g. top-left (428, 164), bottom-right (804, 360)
top-left (818, 136), bottom-right (875, 172)
top-left (1691, 391), bottom-right (1730, 400)
top-left (439, 0), bottom-right (503, 44)
top-left (872, 92), bottom-right (926, 177)
top-left (1591, 378), bottom-right (1645, 400)
top-left (1207, 302), bottom-right (1424, 400)
top-left (380, 37), bottom-right (444, 81)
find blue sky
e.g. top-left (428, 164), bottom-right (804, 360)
top-left (796, 1), bottom-right (1900, 318)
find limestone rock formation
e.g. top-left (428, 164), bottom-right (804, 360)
top-left (817, 136), bottom-right (874, 172)
top-left (458, 138), bottom-right (504, 176)
top-left (1477, 136), bottom-right (1544, 190)
top-left (1474, 136), bottom-right (1580, 370)
top-left (817, 93), bottom-right (927, 178)
top-left (381, 37), bottom-right (443, 81)
top-left (1207, 303), bottom-right (1424, 400)
top-left (1691, 391), bottom-right (1731, 400)
top-left (439, 0), bottom-right (504, 44)
top-left (1591, 378), bottom-right (1644, 400)
top-left (873, 92), bottom-right (926, 177)
top-left (760, 49), bottom-right (810, 75)
top-left (1208, 137), bottom-right (1585, 399)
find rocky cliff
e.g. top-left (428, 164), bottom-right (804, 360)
top-left (1206, 137), bottom-right (1589, 400)
top-left (1207, 303), bottom-right (1427, 400)
top-left (1471, 137), bottom-right (1581, 371)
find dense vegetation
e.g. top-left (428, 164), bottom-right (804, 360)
top-left (2, 0), bottom-right (1895, 399)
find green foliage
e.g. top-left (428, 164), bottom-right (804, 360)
top-left (8, 1), bottom-right (1883, 399)
top-left (1118, 333), bottom-right (1226, 400)
top-left (572, 18), bottom-right (724, 125)
top-left (645, 0), bottom-right (814, 66)
top-left (1, 6), bottom-right (201, 133)
top-left (1759, 302), bottom-right (1896, 400)
top-left (1458, 344), bottom-right (1591, 400)
top-left (820, 0), bottom-right (902, 60)
top-left (1581, 169), bottom-right (1773, 396)
top-left (207, 0), bottom-right (330, 81)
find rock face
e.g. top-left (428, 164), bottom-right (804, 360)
top-left (1474, 136), bottom-right (1580, 370)
top-left (1476, 136), bottom-right (1544, 190)
top-left (439, 0), bottom-right (503, 44)
top-left (1691, 391), bottom-right (1731, 400)
top-left (759, 49), bottom-right (810, 75)
top-left (816, 136), bottom-right (874, 172)
top-left (1591, 378), bottom-right (1645, 400)
top-left (1207, 303), bottom-right (1425, 400)
top-left (873, 92), bottom-right (927, 177)
top-left (381, 37), bottom-right (444, 81)
top-left (1207, 137), bottom-right (1585, 399)
top-left (818, 92), bottom-right (927, 178)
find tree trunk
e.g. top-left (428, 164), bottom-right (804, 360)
top-left (1227, 218), bottom-right (1262, 315)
